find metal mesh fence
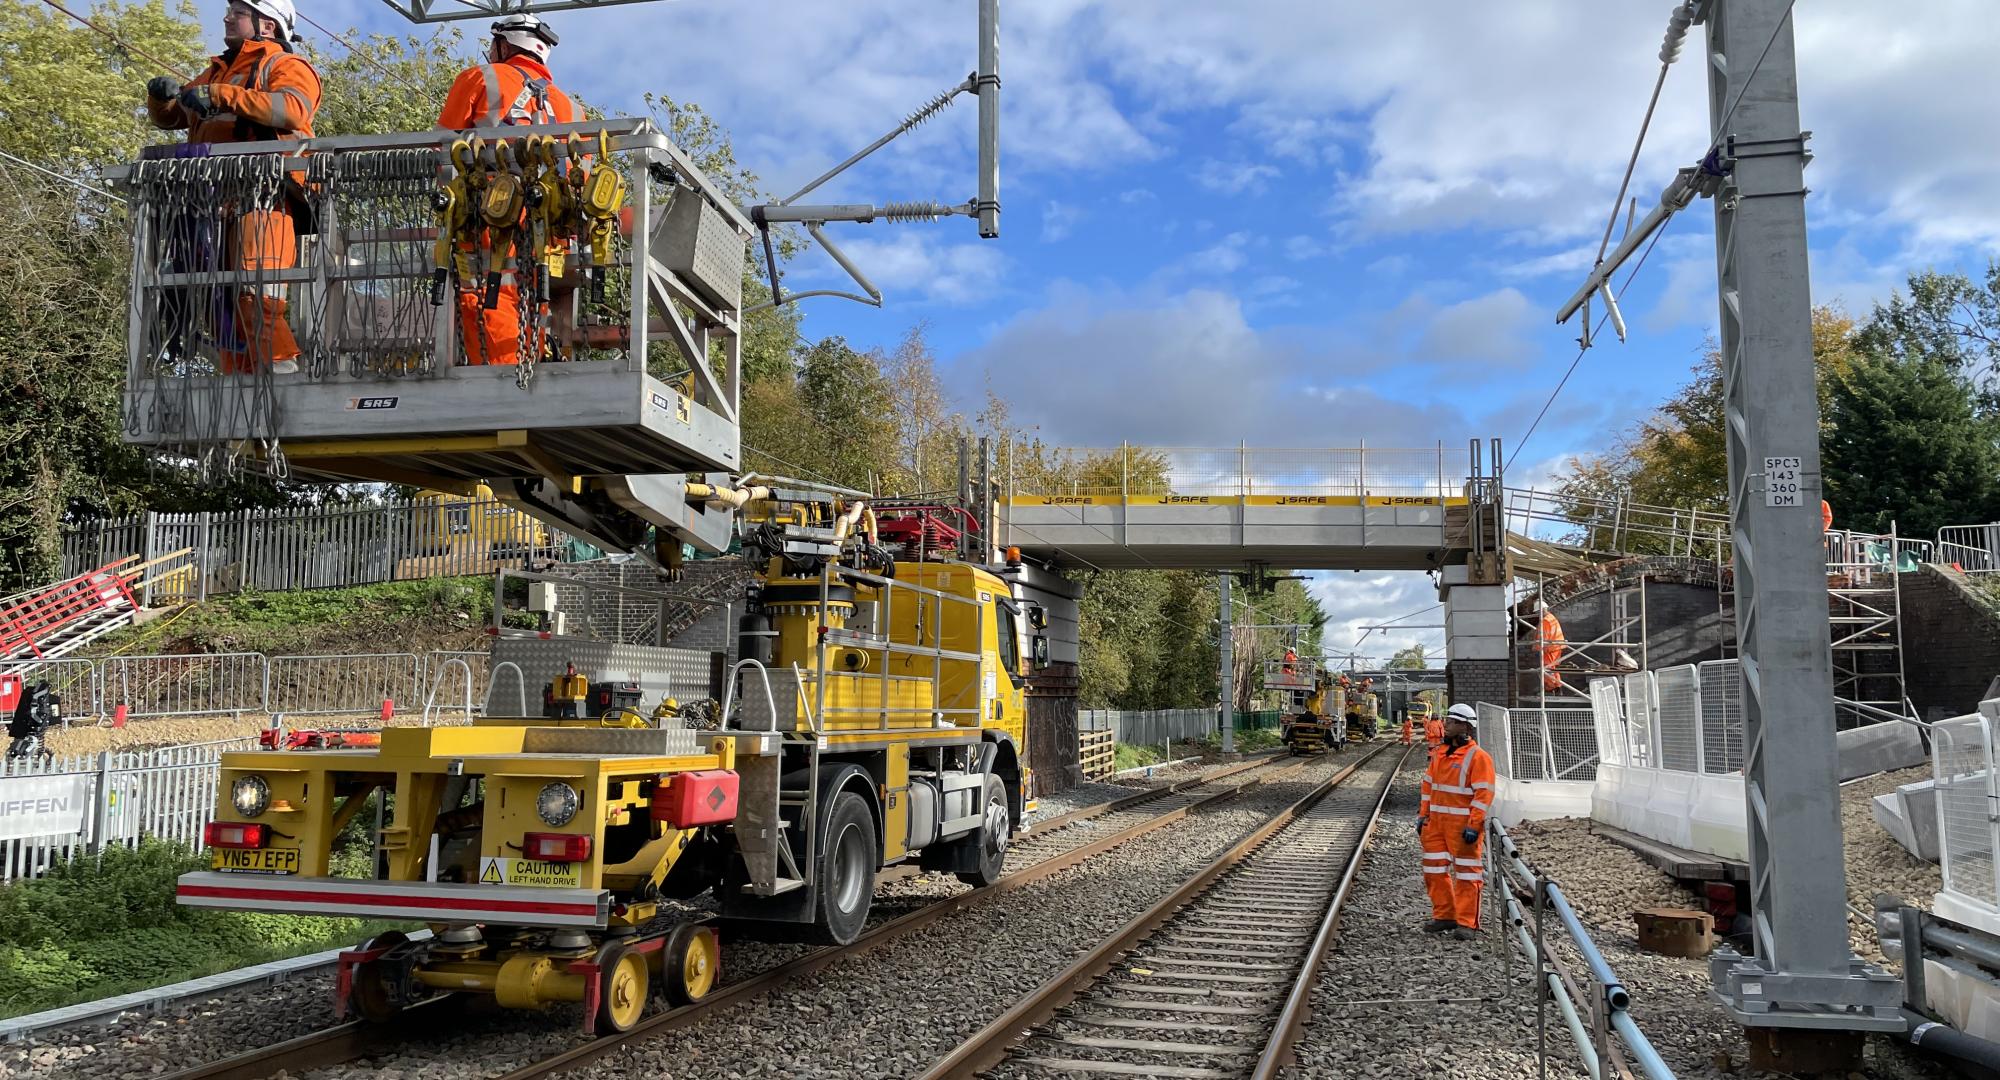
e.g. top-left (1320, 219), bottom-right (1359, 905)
top-left (1590, 678), bottom-right (1627, 768)
top-left (1622, 672), bottom-right (1656, 769)
top-left (1653, 665), bottom-right (1702, 773)
top-left (1478, 702), bottom-right (1512, 778)
top-left (98, 652), bottom-right (270, 719)
top-left (1933, 714), bottom-right (1998, 910)
top-left (268, 653), bottom-right (424, 717)
top-left (1697, 660), bottom-right (1745, 773)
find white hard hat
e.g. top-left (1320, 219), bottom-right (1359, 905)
top-left (1446, 703), bottom-right (1478, 726)
top-left (491, 13), bottom-right (558, 61)
top-left (242, 0), bottom-right (299, 46)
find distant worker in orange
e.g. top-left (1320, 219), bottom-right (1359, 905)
top-left (1282, 646), bottom-right (1297, 678)
top-left (1418, 703), bottom-right (1495, 940)
top-left (1423, 708), bottom-right (1445, 747)
top-left (437, 14), bottom-right (578, 366)
top-left (1537, 604), bottom-right (1565, 693)
top-left (1821, 499), bottom-right (1834, 534)
top-left (145, 0), bottom-right (321, 376)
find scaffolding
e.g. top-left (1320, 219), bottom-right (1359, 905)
top-left (1511, 571), bottom-right (1648, 710)
top-left (1825, 527), bottom-right (1923, 728)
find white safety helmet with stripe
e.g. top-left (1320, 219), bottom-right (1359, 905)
top-left (1446, 703), bottom-right (1478, 727)
top-left (241, 0), bottom-right (301, 50)
top-left (491, 13), bottom-right (558, 62)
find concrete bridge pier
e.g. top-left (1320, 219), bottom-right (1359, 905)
top-left (1441, 563), bottom-right (1510, 708)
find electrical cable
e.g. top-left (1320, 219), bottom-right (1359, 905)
top-left (1513, 218), bottom-right (1676, 464)
top-left (0, 148), bottom-right (124, 203)
top-left (35, 0), bottom-right (192, 80)
top-left (294, 11), bottom-right (436, 98)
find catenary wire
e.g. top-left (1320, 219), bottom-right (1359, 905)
top-left (0, 148), bottom-right (125, 203)
top-left (35, 0), bottom-right (192, 80)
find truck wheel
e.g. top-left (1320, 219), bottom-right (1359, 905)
top-left (807, 791), bottom-right (876, 945)
top-left (955, 773), bottom-right (1010, 887)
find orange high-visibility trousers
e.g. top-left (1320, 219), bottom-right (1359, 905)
top-left (456, 284), bottom-right (522, 366)
top-left (220, 208), bottom-right (302, 373)
top-left (1420, 816), bottom-right (1454, 921)
top-left (1444, 825), bottom-right (1486, 929)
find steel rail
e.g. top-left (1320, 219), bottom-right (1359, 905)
top-left (1022, 752), bottom-right (1286, 837)
top-left (1250, 743), bottom-right (1407, 1079)
top-left (158, 754), bottom-right (1328, 1080)
top-left (915, 743), bottom-right (1407, 1079)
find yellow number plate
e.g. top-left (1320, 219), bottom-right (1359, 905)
top-left (210, 847), bottom-right (299, 874)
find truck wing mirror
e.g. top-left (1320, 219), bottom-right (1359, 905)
top-left (1032, 635), bottom-right (1050, 669)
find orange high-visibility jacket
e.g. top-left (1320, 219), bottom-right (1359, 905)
top-left (438, 54), bottom-right (578, 129)
top-left (1419, 739), bottom-right (1496, 831)
top-left (147, 39), bottom-right (320, 144)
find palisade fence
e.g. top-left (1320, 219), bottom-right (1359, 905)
top-left (1079, 708), bottom-right (1217, 747)
top-left (1, 649), bottom-right (497, 723)
top-left (60, 499), bottom-right (584, 603)
top-left (0, 738), bottom-right (256, 883)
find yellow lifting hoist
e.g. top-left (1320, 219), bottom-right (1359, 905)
top-left (475, 138), bottom-right (527, 313)
top-left (569, 130), bottom-right (627, 302)
top-left (428, 139), bottom-right (478, 307)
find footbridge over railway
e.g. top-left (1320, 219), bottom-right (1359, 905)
top-left (995, 444), bottom-right (1500, 572)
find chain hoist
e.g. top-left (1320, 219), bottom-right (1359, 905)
top-left (476, 138), bottom-right (526, 312)
top-left (571, 130), bottom-right (626, 303)
top-left (429, 139), bottom-right (477, 308)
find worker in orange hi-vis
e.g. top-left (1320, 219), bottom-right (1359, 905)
top-left (1538, 604), bottom-right (1565, 694)
top-left (145, 0), bottom-right (321, 376)
top-left (1424, 710), bottom-right (1445, 746)
top-left (436, 14), bottom-right (578, 366)
top-left (1821, 499), bottom-right (1834, 534)
top-left (1417, 703), bottom-right (1496, 940)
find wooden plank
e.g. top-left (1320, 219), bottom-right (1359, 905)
top-left (1592, 824), bottom-right (1749, 882)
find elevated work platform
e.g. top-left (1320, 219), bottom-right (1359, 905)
top-left (996, 445), bottom-right (1483, 571)
top-left (112, 118), bottom-right (750, 553)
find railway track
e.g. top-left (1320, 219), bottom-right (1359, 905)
top-left (920, 742), bottom-right (1411, 1079)
top-left (159, 749), bottom-right (1360, 1080)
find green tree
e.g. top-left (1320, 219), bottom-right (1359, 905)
top-left (0, 0), bottom-right (204, 170)
top-left (1853, 266), bottom-right (2000, 391)
top-left (306, 29), bottom-right (471, 137)
top-left (1388, 643), bottom-right (1429, 670)
top-left (1555, 305), bottom-right (1857, 552)
top-left (1822, 356), bottom-right (2000, 537)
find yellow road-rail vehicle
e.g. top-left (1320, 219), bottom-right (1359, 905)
top-left (177, 492), bottom-right (1037, 1033)
top-left (1279, 666), bottom-right (1343, 756)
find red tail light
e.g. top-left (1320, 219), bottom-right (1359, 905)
top-left (205, 821), bottom-right (269, 849)
top-left (522, 832), bottom-right (592, 862)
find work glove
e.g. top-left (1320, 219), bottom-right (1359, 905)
top-left (147, 76), bottom-right (181, 102)
top-left (178, 83), bottom-right (216, 117)
top-left (1462, 827), bottom-right (1479, 844)
top-left (1416, 815), bottom-right (1427, 831)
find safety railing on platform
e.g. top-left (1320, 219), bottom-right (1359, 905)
top-left (1939, 523), bottom-right (2000, 574)
top-left (0, 737), bottom-right (257, 883)
top-left (1003, 443), bottom-right (1473, 500)
top-left (1507, 486), bottom-right (1730, 560)
top-left (1490, 822), bottom-right (1677, 1080)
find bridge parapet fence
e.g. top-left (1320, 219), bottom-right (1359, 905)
top-left (1939, 523), bottom-right (2000, 574)
top-left (1006, 444), bottom-right (1472, 500)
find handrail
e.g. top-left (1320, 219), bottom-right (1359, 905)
top-left (719, 658), bottom-right (779, 733)
top-left (1492, 821), bottom-right (1676, 1080)
top-left (421, 658), bottom-right (475, 727)
top-left (481, 661), bottom-right (527, 718)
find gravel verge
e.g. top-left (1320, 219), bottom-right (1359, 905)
top-left (1508, 762), bottom-right (1949, 1080)
top-left (1283, 764), bottom-right (1588, 1080)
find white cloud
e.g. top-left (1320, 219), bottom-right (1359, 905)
top-left (1414, 288), bottom-right (1538, 370)
top-left (1285, 235), bottom-right (1330, 261)
top-left (1118, 188), bottom-right (1158, 205)
top-left (818, 230), bottom-right (1008, 306)
top-left (1041, 200), bottom-right (1083, 243)
top-left (1307, 572), bottom-right (1445, 669)
top-left (1194, 159), bottom-right (1281, 196)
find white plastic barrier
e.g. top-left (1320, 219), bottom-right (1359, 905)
top-left (1586, 662), bottom-right (1749, 860)
top-left (1481, 702), bottom-right (1597, 825)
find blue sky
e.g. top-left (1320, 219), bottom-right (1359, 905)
top-left (274, 0), bottom-right (1997, 664)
